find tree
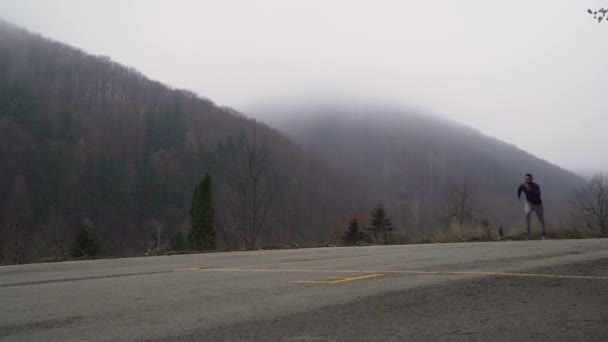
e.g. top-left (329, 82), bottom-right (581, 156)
top-left (226, 120), bottom-right (276, 249)
top-left (144, 101), bottom-right (186, 155)
top-left (189, 173), bottom-right (216, 250)
top-left (588, 8), bottom-right (607, 23)
top-left (443, 178), bottom-right (477, 228)
top-left (7, 175), bottom-right (32, 263)
top-left (148, 222), bottom-right (162, 255)
top-left (83, 157), bottom-right (130, 230)
top-left (44, 205), bottom-right (67, 260)
top-left (369, 202), bottom-right (394, 245)
top-left (287, 209), bottom-right (297, 247)
top-left (70, 219), bottom-right (102, 258)
top-left (342, 217), bottom-right (369, 245)
top-left (10, 217), bottom-right (28, 263)
top-left (136, 160), bottom-right (165, 218)
top-left (572, 174), bottom-right (608, 236)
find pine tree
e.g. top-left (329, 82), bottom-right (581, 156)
top-left (343, 217), bottom-right (367, 245)
top-left (189, 173), bottom-right (216, 250)
top-left (369, 202), bottom-right (394, 245)
top-left (70, 219), bottom-right (102, 257)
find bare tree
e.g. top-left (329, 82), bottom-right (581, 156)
top-left (216, 212), bottom-right (240, 251)
top-left (44, 205), bottom-right (67, 260)
top-left (588, 8), bottom-right (607, 23)
top-left (572, 173), bottom-right (608, 236)
top-left (0, 225), bottom-right (4, 263)
top-left (11, 217), bottom-right (28, 263)
top-left (443, 178), bottom-right (477, 228)
top-left (147, 221), bottom-right (162, 255)
top-left (287, 209), bottom-right (297, 247)
top-left (226, 120), bottom-right (276, 249)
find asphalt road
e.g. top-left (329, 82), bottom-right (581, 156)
top-left (1, 239), bottom-right (608, 342)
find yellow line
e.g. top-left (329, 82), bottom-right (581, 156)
top-left (196, 268), bottom-right (347, 273)
top-left (292, 273), bottom-right (384, 284)
top-left (173, 267), bottom-right (608, 280)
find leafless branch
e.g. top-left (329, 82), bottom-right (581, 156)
top-left (588, 8), bottom-right (608, 23)
top-left (571, 174), bottom-right (608, 235)
top-left (224, 119), bottom-right (277, 248)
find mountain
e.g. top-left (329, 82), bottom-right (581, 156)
top-left (0, 19), bottom-right (586, 263)
top-left (252, 102), bottom-right (585, 232)
top-left (0, 20), bottom-right (367, 261)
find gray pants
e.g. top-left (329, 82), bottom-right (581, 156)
top-left (525, 202), bottom-right (545, 233)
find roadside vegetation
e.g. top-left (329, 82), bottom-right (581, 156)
top-left (3, 173), bottom-right (605, 266)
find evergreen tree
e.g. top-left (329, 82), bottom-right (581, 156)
top-left (70, 219), bottom-right (102, 257)
top-left (342, 217), bottom-right (368, 245)
top-left (369, 202), bottom-right (395, 245)
top-left (189, 173), bottom-right (216, 250)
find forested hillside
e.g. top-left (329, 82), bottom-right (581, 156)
top-left (0, 21), bottom-right (367, 262)
top-left (0, 19), bottom-right (590, 263)
top-left (254, 103), bottom-right (585, 232)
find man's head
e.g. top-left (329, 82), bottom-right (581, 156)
top-left (525, 173), bottom-right (533, 184)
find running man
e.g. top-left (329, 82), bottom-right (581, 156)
top-left (517, 173), bottom-right (547, 240)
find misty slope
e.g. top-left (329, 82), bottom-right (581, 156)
top-left (255, 103), bottom-right (585, 231)
top-left (0, 20), bottom-right (366, 260)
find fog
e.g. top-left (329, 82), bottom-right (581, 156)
top-left (0, 0), bottom-right (606, 174)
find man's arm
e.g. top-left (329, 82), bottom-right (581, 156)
top-left (517, 184), bottom-right (523, 199)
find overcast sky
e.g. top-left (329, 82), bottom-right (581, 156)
top-left (1, 0), bottom-right (607, 174)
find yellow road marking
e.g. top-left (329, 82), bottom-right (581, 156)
top-left (172, 267), bottom-right (608, 280)
top-left (292, 273), bottom-right (384, 284)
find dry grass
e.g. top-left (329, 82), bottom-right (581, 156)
top-left (429, 222), bottom-right (497, 243)
top-left (406, 221), bottom-right (604, 244)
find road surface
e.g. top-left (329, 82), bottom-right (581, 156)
top-left (1, 239), bottom-right (608, 341)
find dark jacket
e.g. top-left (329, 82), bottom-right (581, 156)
top-left (518, 182), bottom-right (542, 205)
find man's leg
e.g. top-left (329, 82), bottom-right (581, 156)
top-left (524, 202), bottom-right (532, 233)
top-left (535, 204), bottom-right (546, 238)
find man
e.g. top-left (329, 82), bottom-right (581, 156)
top-left (517, 173), bottom-right (547, 240)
